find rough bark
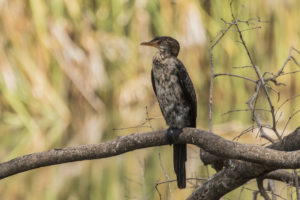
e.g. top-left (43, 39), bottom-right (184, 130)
top-left (0, 128), bottom-right (300, 199)
top-left (189, 127), bottom-right (300, 199)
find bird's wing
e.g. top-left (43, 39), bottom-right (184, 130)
top-left (175, 59), bottom-right (197, 127)
top-left (151, 69), bottom-right (157, 96)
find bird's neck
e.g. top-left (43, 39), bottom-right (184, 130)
top-left (153, 51), bottom-right (176, 69)
top-left (158, 49), bottom-right (174, 59)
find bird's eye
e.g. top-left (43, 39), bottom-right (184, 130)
top-left (157, 40), bottom-right (162, 45)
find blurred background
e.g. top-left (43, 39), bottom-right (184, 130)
top-left (0, 0), bottom-right (300, 199)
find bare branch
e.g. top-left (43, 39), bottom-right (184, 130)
top-left (200, 1), bottom-right (300, 199)
top-left (214, 73), bottom-right (257, 83)
top-left (267, 180), bottom-right (277, 200)
top-left (257, 178), bottom-right (271, 200)
top-left (276, 94), bottom-right (300, 116)
top-left (245, 187), bottom-right (287, 200)
top-left (264, 170), bottom-right (300, 187)
top-left (2, 128), bottom-right (300, 180)
top-left (238, 186), bottom-right (245, 200)
top-left (280, 70), bottom-right (300, 76)
top-left (238, 26), bottom-right (262, 32)
top-left (222, 108), bottom-right (270, 116)
top-left (233, 65), bottom-right (253, 69)
top-left (281, 109), bottom-right (300, 137)
top-left (155, 177), bottom-right (206, 197)
top-left (158, 152), bottom-right (173, 199)
top-left (234, 19), bottom-right (281, 141)
top-left (294, 169), bottom-right (300, 200)
top-left (291, 56), bottom-right (300, 67)
top-left (233, 124), bottom-right (272, 142)
top-left (209, 22), bottom-right (234, 132)
top-left (112, 111), bottom-right (161, 131)
top-left (189, 126), bottom-right (300, 199)
top-left (266, 47), bottom-right (300, 81)
top-left (247, 82), bottom-right (275, 143)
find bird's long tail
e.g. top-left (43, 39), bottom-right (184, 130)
top-left (173, 144), bottom-right (187, 189)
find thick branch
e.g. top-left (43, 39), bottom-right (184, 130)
top-left (1, 128), bottom-right (300, 180)
top-left (190, 127), bottom-right (300, 199)
top-left (0, 130), bottom-right (166, 179)
top-left (264, 170), bottom-right (300, 187)
top-left (188, 160), bottom-right (264, 200)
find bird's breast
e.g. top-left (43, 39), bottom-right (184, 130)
top-left (152, 62), bottom-right (181, 98)
top-left (152, 59), bottom-right (191, 128)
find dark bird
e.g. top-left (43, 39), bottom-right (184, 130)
top-left (141, 36), bottom-right (197, 189)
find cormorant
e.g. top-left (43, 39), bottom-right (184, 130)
top-left (141, 36), bottom-right (197, 189)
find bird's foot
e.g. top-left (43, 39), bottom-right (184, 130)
top-left (166, 128), bottom-right (182, 145)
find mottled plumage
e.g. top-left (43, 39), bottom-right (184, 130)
top-left (151, 55), bottom-right (196, 128)
top-left (141, 36), bottom-right (197, 189)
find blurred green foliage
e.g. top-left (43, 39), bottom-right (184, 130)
top-left (0, 0), bottom-right (300, 199)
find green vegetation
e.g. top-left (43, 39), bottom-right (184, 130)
top-left (0, 0), bottom-right (299, 199)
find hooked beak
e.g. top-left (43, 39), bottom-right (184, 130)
top-left (140, 40), bottom-right (160, 48)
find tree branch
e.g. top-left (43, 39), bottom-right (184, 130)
top-left (1, 127), bottom-right (300, 181)
top-left (0, 130), bottom-right (166, 179)
top-left (189, 127), bottom-right (300, 199)
top-left (257, 178), bottom-right (271, 200)
top-left (188, 160), bottom-right (263, 200)
top-left (264, 170), bottom-right (300, 187)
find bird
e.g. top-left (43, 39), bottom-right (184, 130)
top-left (140, 36), bottom-right (197, 189)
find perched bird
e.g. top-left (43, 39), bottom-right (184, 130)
top-left (141, 36), bottom-right (197, 189)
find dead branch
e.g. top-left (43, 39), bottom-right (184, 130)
top-left (209, 22), bottom-right (233, 132)
top-left (3, 42), bottom-right (300, 197)
top-left (1, 127), bottom-right (300, 182)
top-left (257, 178), bottom-right (271, 200)
top-left (263, 170), bottom-right (300, 187)
top-left (192, 127), bottom-right (300, 199)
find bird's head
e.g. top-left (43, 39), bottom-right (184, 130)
top-left (140, 36), bottom-right (180, 57)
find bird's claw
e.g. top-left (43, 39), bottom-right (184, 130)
top-left (166, 128), bottom-right (182, 145)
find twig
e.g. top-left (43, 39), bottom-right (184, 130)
top-left (266, 85), bottom-right (281, 102)
top-left (244, 187), bottom-right (287, 200)
top-left (233, 65), bottom-right (253, 69)
top-left (214, 73), bottom-right (257, 83)
top-left (237, 18), bottom-right (269, 24)
top-left (112, 115), bottom-right (161, 131)
top-left (247, 82), bottom-right (274, 143)
top-left (281, 109), bottom-right (300, 137)
top-left (155, 176), bottom-right (207, 198)
top-left (223, 108), bottom-right (270, 116)
top-left (238, 186), bottom-right (245, 200)
top-left (155, 177), bottom-right (206, 188)
top-left (265, 47), bottom-right (300, 81)
top-left (280, 70), bottom-right (300, 76)
top-left (253, 190), bottom-right (259, 200)
top-left (238, 26), bottom-right (262, 32)
top-left (276, 94), bottom-right (300, 116)
top-left (234, 19), bottom-right (281, 141)
top-left (209, 22), bottom-right (233, 132)
top-left (257, 178), bottom-right (271, 200)
top-left (205, 165), bottom-right (210, 178)
top-left (267, 180), bottom-right (277, 200)
top-left (291, 56), bottom-right (300, 67)
top-left (145, 106), bottom-right (154, 131)
top-left (233, 124), bottom-right (272, 142)
top-left (294, 169), bottom-right (300, 200)
top-left (158, 152), bottom-right (173, 200)
top-left (154, 182), bottom-right (163, 200)
top-left (137, 158), bottom-right (147, 199)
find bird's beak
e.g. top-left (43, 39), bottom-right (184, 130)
top-left (140, 40), bottom-right (160, 48)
